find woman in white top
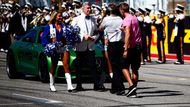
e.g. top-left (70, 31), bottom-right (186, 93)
top-left (99, 3), bottom-right (125, 95)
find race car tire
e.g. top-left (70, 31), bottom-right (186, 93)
top-left (6, 51), bottom-right (19, 79)
top-left (39, 54), bottom-right (49, 83)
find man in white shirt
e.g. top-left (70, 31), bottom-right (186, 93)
top-left (71, 2), bottom-right (102, 92)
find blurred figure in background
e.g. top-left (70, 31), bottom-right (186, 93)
top-left (173, 4), bottom-right (185, 64)
top-left (0, 4), bottom-right (12, 52)
top-left (152, 10), bottom-right (166, 64)
top-left (143, 8), bottom-right (152, 62)
top-left (136, 8), bottom-right (145, 65)
top-left (21, 3), bottom-right (34, 32)
top-left (9, 3), bottom-right (25, 43)
top-left (73, 0), bottom-right (82, 16)
top-left (41, 7), bottom-right (51, 26)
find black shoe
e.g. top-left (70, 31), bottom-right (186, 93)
top-left (94, 85), bottom-right (107, 92)
top-left (126, 85), bottom-right (137, 97)
top-left (73, 87), bottom-right (85, 92)
top-left (116, 90), bottom-right (125, 96)
top-left (68, 89), bottom-right (74, 93)
top-left (110, 89), bottom-right (118, 94)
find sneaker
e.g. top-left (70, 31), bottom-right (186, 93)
top-left (4, 50), bottom-right (8, 53)
top-left (127, 90), bottom-right (137, 98)
top-left (126, 85), bottom-right (137, 97)
top-left (156, 60), bottom-right (163, 64)
top-left (73, 87), bottom-right (85, 92)
top-left (174, 61), bottom-right (184, 65)
top-left (141, 62), bottom-right (145, 65)
top-left (0, 48), bottom-right (4, 52)
top-left (110, 89), bottom-right (118, 94)
top-left (116, 90), bottom-right (125, 96)
top-left (94, 85), bottom-right (107, 92)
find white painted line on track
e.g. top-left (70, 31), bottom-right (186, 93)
top-left (178, 78), bottom-right (188, 81)
top-left (0, 103), bottom-right (33, 106)
top-left (13, 93), bottom-right (63, 104)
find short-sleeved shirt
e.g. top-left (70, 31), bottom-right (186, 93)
top-left (122, 14), bottom-right (142, 48)
top-left (100, 16), bottom-right (124, 42)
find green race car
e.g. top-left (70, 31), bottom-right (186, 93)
top-left (6, 26), bottom-right (105, 82)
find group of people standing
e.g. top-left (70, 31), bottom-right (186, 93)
top-left (41, 1), bottom-right (141, 97)
top-left (130, 6), bottom-right (166, 64)
top-left (0, 1), bottom-right (52, 52)
top-left (130, 4), bottom-right (185, 65)
top-left (41, 1), bottom-right (186, 98)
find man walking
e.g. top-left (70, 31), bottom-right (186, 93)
top-left (119, 2), bottom-right (142, 97)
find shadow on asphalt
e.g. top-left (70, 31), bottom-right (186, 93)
top-left (137, 90), bottom-right (184, 98)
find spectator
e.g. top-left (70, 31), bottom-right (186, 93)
top-left (143, 7), bottom-right (152, 62)
top-left (152, 10), bottom-right (166, 64)
top-left (173, 4), bottom-right (185, 64)
top-left (136, 8), bottom-right (145, 65)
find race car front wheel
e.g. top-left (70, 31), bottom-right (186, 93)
top-left (39, 55), bottom-right (49, 83)
top-left (6, 51), bottom-right (19, 79)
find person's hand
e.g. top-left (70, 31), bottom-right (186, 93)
top-left (88, 36), bottom-right (94, 41)
top-left (163, 35), bottom-right (166, 40)
top-left (84, 35), bottom-right (94, 41)
top-left (84, 35), bottom-right (89, 40)
top-left (123, 51), bottom-right (128, 59)
top-left (120, 27), bottom-right (124, 32)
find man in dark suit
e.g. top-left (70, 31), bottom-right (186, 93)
top-left (9, 3), bottom-right (25, 43)
top-left (22, 3), bottom-right (34, 32)
top-left (143, 8), bottom-right (152, 62)
top-left (174, 4), bottom-right (185, 64)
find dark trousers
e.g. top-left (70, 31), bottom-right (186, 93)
top-left (142, 34), bottom-right (147, 61)
top-left (96, 54), bottom-right (107, 87)
top-left (0, 32), bottom-right (11, 50)
top-left (157, 38), bottom-right (166, 62)
top-left (108, 42), bottom-right (125, 92)
top-left (143, 30), bottom-right (152, 61)
top-left (75, 50), bottom-right (99, 87)
top-left (174, 36), bottom-right (184, 62)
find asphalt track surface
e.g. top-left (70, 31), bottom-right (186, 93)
top-left (0, 52), bottom-right (190, 107)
